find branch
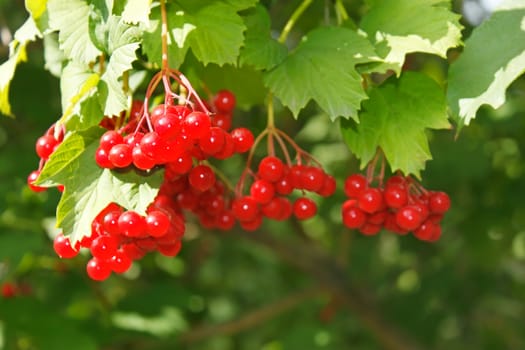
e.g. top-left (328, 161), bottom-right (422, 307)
top-left (178, 286), bottom-right (323, 344)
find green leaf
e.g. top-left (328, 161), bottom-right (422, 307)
top-left (239, 5), bottom-right (287, 70)
top-left (0, 17), bottom-right (41, 117)
top-left (48, 0), bottom-right (102, 64)
top-left (447, 2), bottom-right (525, 126)
top-left (341, 72), bottom-right (450, 176)
top-left (142, 0), bottom-right (251, 68)
top-left (36, 128), bottom-right (164, 243)
top-left (360, 0), bottom-right (462, 74)
top-left (122, 0), bottom-right (152, 25)
top-left (188, 61), bottom-right (267, 109)
top-left (263, 26), bottom-right (378, 121)
top-left (25, 0), bottom-right (49, 31)
top-left (99, 16), bottom-right (142, 116)
top-left (59, 61), bottom-right (100, 123)
top-left (43, 32), bottom-right (65, 77)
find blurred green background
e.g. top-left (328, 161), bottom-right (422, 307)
top-left (1, 1), bottom-right (525, 349)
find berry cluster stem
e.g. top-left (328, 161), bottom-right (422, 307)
top-left (160, 0), bottom-right (169, 71)
top-left (278, 0), bottom-right (314, 44)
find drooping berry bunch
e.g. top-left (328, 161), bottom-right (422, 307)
top-left (53, 195), bottom-right (185, 281)
top-left (232, 123), bottom-right (336, 231)
top-left (27, 124), bottom-right (65, 193)
top-left (342, 172), bottom-right (450, 242)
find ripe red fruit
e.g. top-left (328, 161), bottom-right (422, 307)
top-left (1, 283), bottom-right (17, 298)
top-left (132, 146), bottom-right (157, 170)
top-left (154, 113), bottom-right (182, 140)
top-left (188, 165), bottom-right (216, 192)
top-left (429, 191), bottom-right (451, 214)
top-left (140, 132), bottom-right (168, 163)
top-left (212, 113), bottom-right (232, 131)
top-left (342, 205), bottom-right (367, 229)
top-left (182, 111), bottom-right (211, 140)
top-left (27, 170), bottom-right (47, 192)
top-left (102, 210), bottom-right (122, 235)
top-left (95, 147), bottom-right (114, 168)
top-left (395, 206), bottom-right (423, 231)
top-left (344, 174), bottom-right (368, 198)
top-left (158, 241), bottom-right (182, 257)
top-left (384, 184), bottom-right (408, 209)
top-left (100, 130), bottom-right (124, 151)
top-left (53, 233), bottom-right (79, 259)
top-left (108, 144), bottom-right (133, 168)
top-left (300, 166), bottom-right (325, 192)
top-left (213, 89), bottom-right (236, 113)
top-left (258, 156), bottom-right (285, 182)
top-left (90, 235), bottom-right (119, 260)
top-left (216, 210), bottom-right (236, 230)
top-left (230, 127), bottom-right (254, 153)
top-left (86, 257), bottom-right (112, 281)
top-left (317, 175), bottom-right (336, 197)
top-left (199, 127), bottom-right (226, 155)
top-left (293, 197), bottom-right (317, 220)
top-left (118, 211), bottom-right (146, 237)
top-left (359, 223), bottom-right (382, 236)
top-left (35, 134), bottom-right (59, 159)
top-left (250, 179), bottom-right (275, 204)
top-left (146, 210), bottom-right (170, 237)
top-left (357, 188), bottom-right (384, 214)
top-left (413, 220), bottom-right (437, 241)
top-left (232, 196), bottom-right (260, 222)
top-left (110, 251), bottom-right (132, 273)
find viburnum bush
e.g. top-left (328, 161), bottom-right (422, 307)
top-left (1, 0), bottom-right (524, 286)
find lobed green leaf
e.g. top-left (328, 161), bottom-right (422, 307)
top-left (37, 128), bottom-right (164, 243)
top-left (447, 2), bottom-right (525, 126)
top-left (360, 0), bottom-right (463, 75)
top-left (264, 26), bottom-right (378, 121)
top-left (341, 72), bottom-right (450, 176)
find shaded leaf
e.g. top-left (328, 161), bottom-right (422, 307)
top-left (264, 26), bottom-right (377, 121)
top-left (341, 72), bottom-right (450, 176)
top-left (36, 128), bottom-right (163, 243)
top-left (447, 1), bottom-right (525, 125)
top-left (360, 0), bottom-right (462, 74)
top-left (122, 0), bottom-right (152, 25)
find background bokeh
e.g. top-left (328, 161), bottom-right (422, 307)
top-left (1, 1), bottom-right (524, 349)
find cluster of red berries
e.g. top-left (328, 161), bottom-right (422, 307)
top-left (53, 196), bottom-right (185, 281)
top-left (27, 124), bottom-right (65, 193)
top-left (232, 156), bottom-right (336, 230)
top-left (342, 174), bottom-right (450, 242)
top-left (95, 99), bottom-right (253, 172)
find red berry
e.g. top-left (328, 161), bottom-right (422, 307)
top-left (182, 111), bottom-right (211, 140)
top-left (213, 89), bottom-right (236, 113)
top-left (395, 206), bottom-right (423, 231)
top-left (154, 113), bottom-right (182, 140)
top-left (413, 220), bottom-right (437, 241)
top-left (212, 113), bottom-right (232, 131)
top-left (110, 251), bottom-right (132, 273)
top-left (132, 146), bottom-right (157, 170)
top-left (108, 144), bottom-right (133, 168)
top-left (124, 132), bottom-right (144, 147)
top-left (53, 233), bottom-right (79, 259)
top-left (146, 211), bottom-right (170, 237)
top-left (261, 197), bottom-right (284, 219)
top-left (344, 174), bottom-right (368, 198)
top-left (293, 197), bottom-right (317, 220)
top-left (27, 170), bottom-right (47, 192)
top-left (317, 175), bottom-right (336, 197)
top-left (95, 147), bottom-right (114, 168)
top-left (384, 184), bottom-right (408, 209)
top-left (300, 166), bottom-right (325, 192)
top-left (232, 196), bottom-right (260, 222)
top-left (230, 127), bottom-right (254, 153)
top-left (275, 174), bottom-right (294, 195)
top-left (1, 283), bottom-right (17, 298)
top-left (342, 206), bottom-right (367, 229)
top-left (102, 210), bottom-right (122, 235)
top-left (158, 241), bottom-right (182, 257)
top-left (250, 179), bottom-right (275, 204)
top-left (90, 235), bottom-right (119, 260)
top-left (216, 211), bottom-right (236, 230)
top-left (429, 191), bottom-right (451, 214)
top-left (357, 188), bottom-right (384, 214)
top-left (167, 152), bottom-right (193, 175)
top-left (258, 156), bottom-right (285, 182)
top-left (86, 257), bottom-right (111, 281)
top-left (359, 223), bottom-right (381, 236)
top-left (36, 134), bottom-right (59, 159)
top-left (118, 211), bottom-right (146, 237)
top-left (140, 132), bottom-right (168, 163)
top-left (100, 130), bottom-right (123, 150)
top-left (239, 215), bottom-right (263, 231)
top-left (199, 127), bottom-right (226, 155)
top-left (188, 165), bottom-right (216, 192)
